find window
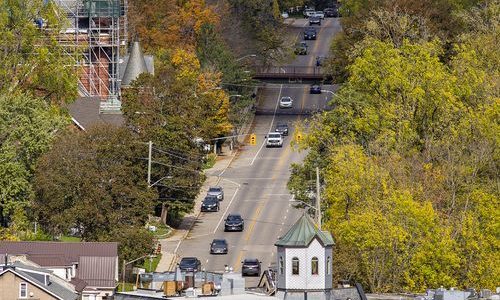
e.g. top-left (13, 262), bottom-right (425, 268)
top-left (311, 257), bottom-right (319, 275)
top-left (279, 256), bottom-right (284, 275)
top-left (292, 257), bottom-right (299, 275)
top-left (327, 256), bottom-right (332, 275)
top-left (19, 282), bottom-right (27, 298)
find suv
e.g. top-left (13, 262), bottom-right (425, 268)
top-left (201, 196), bottom-right (220, 212)
top-left (224, 214), bottom-right (244, 231)
top-left (314, 11), bottom-right (325, 19)
top-left (304, 27), bottom-right (317, 40)
top-left (324, 7), bottom-right (339, 17)
top-left (309, 15), bottom-right (321, 25)
top-left (294, 42), bottom-right (308, 55)
top-left (310, 84), bottom-right (322, 94)
top-left (178, 257), bottom-right (201, 272)
top-left (266, 132), bottom-right (283, 148)
top-left (275, 123), bottom-right (289, 136)
top-left (207, 186), bottom-right (224, 200)
top-left (241, 258), bottom-right (262, 276)
top-left (279, 96), bottom-right (293, 108)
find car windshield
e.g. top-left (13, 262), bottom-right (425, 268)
top-left (244, 259), bottom-right (259, 265)
top-left (203, 198), bottom-right (217, 203)
top-left (268, 133), bottom-right (281, 138)
top-left (209, 187), bottom-right (221, 192)
top-left (281, 98), bottom-right (291, 102)
top-left (277, 124), bottom-right (287, 128)
top-left (181, 258), bottom-right (197, 264)
top-left (213, 240), bottom-right (226, 245)
top-left (227, 215), bottom-right (242, 221)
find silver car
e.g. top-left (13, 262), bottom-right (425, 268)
top-left (207, 186), bottom-right (224, 200)
top-left (279, 96), bottom-right (293, 108)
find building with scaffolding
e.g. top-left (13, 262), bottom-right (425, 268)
top-left (55, 0), bottom-right (128, 112)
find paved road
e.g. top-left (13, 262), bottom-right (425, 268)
top-left (173, 17), bottom-right (341, 287)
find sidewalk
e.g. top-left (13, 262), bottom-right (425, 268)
top-left (156, 153), bottom-right (236, 272)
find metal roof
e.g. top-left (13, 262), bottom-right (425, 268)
top-left (275, 214), bottom-right (334, 247)
top-left (121, 40), bottom-right (148, 86)
top-left (0, 242), bottom-right (118, 288)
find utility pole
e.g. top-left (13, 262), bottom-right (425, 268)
top-left (147, 141), bottom-right (152, 187)
top-left (316, 167), bottom-right (321, 229)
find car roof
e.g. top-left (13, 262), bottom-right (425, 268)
top-left (276, 123), bottom-right (288, 126)
top-left (280, 97), bottom-right (292, 101)
top-left (209, 186), bottom-right (222, 189)
top-left (243, 258), bottom-right (259, 263)
top-left (212, 239), bottom-right (227, 243)
top-left (180, 257), bottom-right (198, 261)
top-left (228, 213), bottom-right (242, 217)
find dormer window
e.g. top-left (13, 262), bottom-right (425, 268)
top-left (279, 256), bottom-right (284, 275)
top-left (327, 256), bottom-right (331, 275)
top-left (19, 282), bottom-right (27, 298)
top-left (292, 257), bottom-right (299, 275)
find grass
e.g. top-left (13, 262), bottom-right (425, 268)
top-left (138, 253), bottom-right (162, 273)
top-left (59, 235), bottom-right (81, 242)
top-left (147, 221), bottom-right (172, 239)
top-left (203, 153), bottom-right (217, 169)
top-left (116, 282), bottom-right (135, 292)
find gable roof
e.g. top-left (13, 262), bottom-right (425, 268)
top-left (0, 264), bottom-right (78, 300)
top-left (0, 242), bottom-right (118, 288)
top-left (275, 214), bottom-right (334, 247)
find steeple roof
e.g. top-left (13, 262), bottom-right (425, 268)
top-left (275, 214), bottom-right (334, 247)
top-left (121, 40), bottom-right (148, 86)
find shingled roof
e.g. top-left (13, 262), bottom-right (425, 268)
top-left (275, 214), bottom-right (334, 247)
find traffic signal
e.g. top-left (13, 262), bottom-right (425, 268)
top-left (250, 133), bottom-right (257, 145)
top-left (296, 133), bottom-right (302, 143)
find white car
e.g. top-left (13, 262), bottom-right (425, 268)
top-left (314, 11), bottom-right (325, 19)
top-left (303, 8), bottom-right (315, 18)
top-left (281, 12), bottom-right (289, 19)
top-left (266, 132), bottom-right (283, 148)
top-left (279, 96), bottom-right (293, 108)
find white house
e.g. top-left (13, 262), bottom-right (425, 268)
top-left (275, 213), bottom-right (335, 300)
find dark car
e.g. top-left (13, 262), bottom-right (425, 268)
top-left (210, 239), bottom-right (228, 254)
top-left (241, 258), bottom-right (261, 276)
top-left (309, 15), bottom-right (321, 25)
top-left (201, 196), bottom-right (220, 212)
top-left (303, 27), bottom-right (317, 40)
top-left (310, 84), bottom-right (322, 94)
top-left (294, 42), bottom-right (308, 55)
top-left (224, 214), bottom-right (244, 232)
top-left (207, 186), bottom-right (224, 200)
top-left (324, 7), bottom-right (339, 17)
top-left (275, 123), bottom-right (289, 136)
top-left (315, 56), bottom-right (327, 67)
top-left (178, 257), bottom-right (201, 272)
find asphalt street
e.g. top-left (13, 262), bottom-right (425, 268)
top-left (173, 17), bottom-right (342, 287)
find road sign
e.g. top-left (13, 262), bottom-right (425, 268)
top-left (250, 134), bottom-right (257, 145)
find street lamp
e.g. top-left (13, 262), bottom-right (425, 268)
top-left (149, 175), bottom-right (173, 188)
top-left (235, 54), bottom-right (257, 62)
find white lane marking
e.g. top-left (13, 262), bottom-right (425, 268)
top-left (218, 150), bottom-right (238, 177)
top-left (250, 84), bottom-right (283, 166)
top-left (214, 187), bottom-right (240, 233)
top-left (221, 178), bottom-right (241, 187)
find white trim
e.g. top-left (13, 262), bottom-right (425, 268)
top-left (0, 269), bottom-right (66, 300)
top-left (19, 282), bottom-right (28, 298)
top-left (71, 117), bottom-right (86, 131)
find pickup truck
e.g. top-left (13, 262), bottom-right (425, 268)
top-left (266, 132), bottom-right (283, 148)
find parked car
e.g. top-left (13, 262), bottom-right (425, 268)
top-left (210, 239), bottom-right (228, 254)
top-left (310, 84), bottom-right (322, 94)
top-left (303, 8), bottom-right (315, 18)
top-left (266, 132), bottom-right (284, 148)
top-left (224, 214), bottom-right (244, 231)
top-left (324, 7), bottom-right (339, 17)
top-left (201, 196), bottom-right (220, 212)
top-left (275, 122), bottom-right (289, 136)
top-left (309, 15), bottom-right (321, 25)
top-left (314, 11), bottom-right (325, 19)
top-left (179, 257), bottom-right (201, 272)
top-left (279, 96), bottom-right (293, 108)
top-left (294, 41), bottom-right (308, 55)
top-left (304, 27), bottom-right (317, 40)
top-left (241, 258), bottom-right (262, 276)
top-left (281, 11), bottom-right (289, 19)
top-left (207, 186), bottom-right (224, 200)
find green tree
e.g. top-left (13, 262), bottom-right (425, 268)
top-left (33, 125), bottom-right (155, 241)
top-left (0, 0), bottom-right (77, 103)
top-left (0, 93), bottom-right (67, 228)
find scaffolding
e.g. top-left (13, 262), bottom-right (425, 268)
top-left (55, 0), bottom-right (128, 112)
